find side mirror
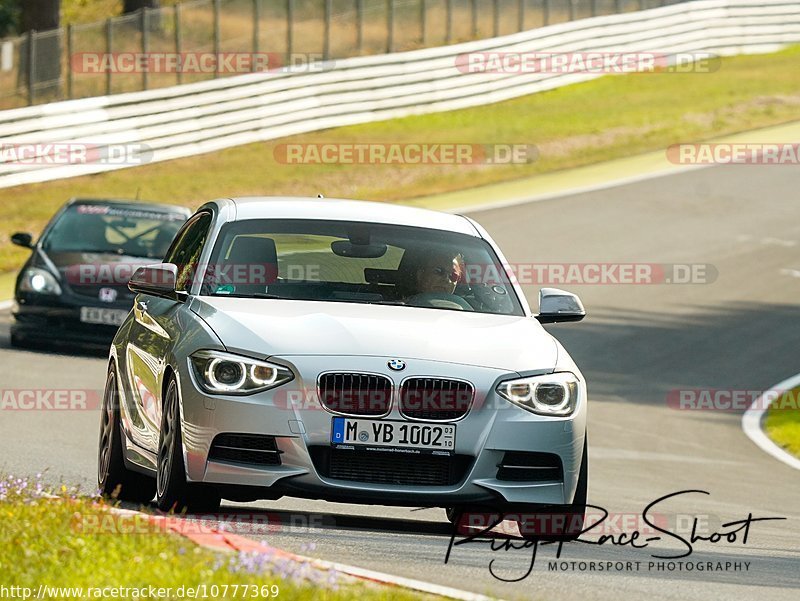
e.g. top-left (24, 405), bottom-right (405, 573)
top-left (128, 263), bottom-right (181, 300)
top-left (11, 232), bottom-right (33, 248)
top-left (536, 287), bottom-right (586, 324)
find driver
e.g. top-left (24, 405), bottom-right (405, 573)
top-left (412, 250), bottom-right (463, 296)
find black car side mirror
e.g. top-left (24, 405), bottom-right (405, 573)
top-left (536, 288), bottom-right (586, 324)
top-left (129, 263), bottom-right (183, 301)
top-left (11, 232), bottom-right (33, 248)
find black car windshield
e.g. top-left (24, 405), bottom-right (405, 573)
top-left (41, 203), bottom-right (187, 259)
top-left (201, 219), bottom-right (524, 316)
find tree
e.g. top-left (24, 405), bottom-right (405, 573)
top-left (123, 0), bottom-right (161, 13)
top-left (0, 0), bottom-right (21, 37)
top-left (20, 0), bottom-right (59, 33)
top-left (122, 1), bottom-right (162, 31)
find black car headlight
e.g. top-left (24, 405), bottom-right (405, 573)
top-left (496, 372), bottom-right (579, 416)
top-left (18, 267), bottom-right (62, 295)
top-left (190, 350), bottom-right (293, 395)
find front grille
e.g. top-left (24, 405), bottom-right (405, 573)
top-left (496, 451), bottom-right (562, 482)
top-left (310, 447), bottom-right (473, 486)
top-left (208, 433), bottom-right (282, 466)
top-left (400, 378), bottom-right (474, 421)
top-left (318, 373), bottom-right (392, 416)
top-left (68, 283), bottom-right (134, 302)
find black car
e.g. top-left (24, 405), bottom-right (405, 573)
top-left (10, 198), bottom-right (190, 347)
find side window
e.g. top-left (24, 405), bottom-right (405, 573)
top-left (164, 212), bottom-right (213, 293)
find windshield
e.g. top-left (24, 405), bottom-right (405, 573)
top-left (201, 219), bottom-right (524, 316)
top-left (42, 203), bottom-right (187, 259)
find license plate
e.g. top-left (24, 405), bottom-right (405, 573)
top-left (331, 417), bottom-right (456, 452)
top-left (80, 307), bottom-right (128, 326)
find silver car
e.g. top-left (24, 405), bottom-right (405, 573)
top-left (98, 197), bottom-right (588, 539)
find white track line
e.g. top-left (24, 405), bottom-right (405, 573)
top-left (742, 374), bottom-right (800, 471)
top-left (451, 164), bottom-right (710, 215)
top-left (292, 555), bottom-right (501, 601)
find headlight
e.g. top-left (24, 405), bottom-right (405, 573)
top-left (496, 372), bottom-right (579, 416)
top-left (190, 350), bottom-right (293, 395)
top-left (19, 267), bottom-right (62, 295)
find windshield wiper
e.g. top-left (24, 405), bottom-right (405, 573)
top-left (84, 248), bottom-right (127, 255)
top-left (210, 293), bottom-right (406, 304)
top-left (85, 248), bottom-right (160, 258)
top-left (211, 292), bottom-right (285, 299)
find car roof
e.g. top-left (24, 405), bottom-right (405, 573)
top-left (67, 197), bottom-right (191, 216)
top-left (224, 197), bottom-right (479, 236)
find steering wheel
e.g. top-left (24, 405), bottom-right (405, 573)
top-left (471, 283), bottom-right (514, 313)
top-left (406, 292), bottom-right (473, 311)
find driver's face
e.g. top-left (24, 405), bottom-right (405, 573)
top-left (417, 256), bottom-right (461, 294)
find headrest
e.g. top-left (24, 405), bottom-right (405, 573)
top-left (223, 236), bottom-right (278, 286)
top-left (228, 236), bottom-right (277, 263)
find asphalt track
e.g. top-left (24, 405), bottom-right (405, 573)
top-left (1, 162), bottom-right (799, 600)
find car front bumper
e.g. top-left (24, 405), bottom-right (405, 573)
top-left (176, 355), bottom-right (587, 507)
top-left (12, 291), bottom-right (131, 345)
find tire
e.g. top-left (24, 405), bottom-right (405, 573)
top-left (445, 505), bottom-right (503, 537)
top-left (156, 376), bottom-right (221, 513)
top-left (516, 435), bottom-right (588, 542)
top-left (98, 365), bottom-right (157, 504)
top-left (445, 506), bottom-right (462, 524)
top-left (9, 330), bottom-right (23, 347)
top-left (9, 330), bottom-right (34, 349)
top-left (445, 505), bottom-right (496, 527)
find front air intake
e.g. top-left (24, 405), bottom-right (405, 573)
top-left (208, 433), bottom-right (282, 466)
top-left (496, 451), bottom-right (562, 482)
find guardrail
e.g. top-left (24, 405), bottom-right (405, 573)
top-left (2, 0), bottom-right (681, 109)
top-left (0, 0), bottom-right (798, 190)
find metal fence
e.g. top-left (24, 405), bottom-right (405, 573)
top-left (2, 0), bottom-right (797, 189)
top-left (0, 0), bottom-right (688, 109)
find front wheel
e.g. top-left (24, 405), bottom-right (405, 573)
top-left (9, 328), bottom-right (38, 350)
top-left (98, 364), bottom-right (157, 504)
top-left (156, 376), bottom-right (220, 513)
top-left (445, 506), bottom-right (462, 524)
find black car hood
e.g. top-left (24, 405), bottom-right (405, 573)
top-left (46, 251), bottom-right (156, 287)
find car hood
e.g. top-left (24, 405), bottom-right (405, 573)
top-left (190, 297), bottom-right (558, 372)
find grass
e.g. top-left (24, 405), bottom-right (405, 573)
top-left (0, 271), bottom-right (14, 299)
top-left (2, 45), bottom-right (800, 277)
top-left (764, 387), bottom-right (800, 458)
top-left (0, 474), bottom-right (432, 600)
